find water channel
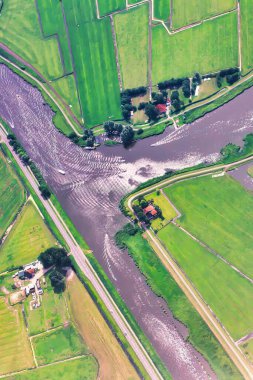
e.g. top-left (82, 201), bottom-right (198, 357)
top-left (1, 64), bottom-right (253, 379)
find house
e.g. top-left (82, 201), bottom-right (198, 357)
top-left (25, 268), bottom-right (35, 278)
top-left (155, 104), bottom-right (167, 114)
top-left (143, 205), bottom-right (158, 219)
top-left (18, 270), bottom-right (25, 280)
top-left (25, 284), bottom-right (35, 296)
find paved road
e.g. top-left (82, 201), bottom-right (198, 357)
top-left (128, 160), bottom-right (253, 380)
top-left (0, 127), bottom-right (162, 380)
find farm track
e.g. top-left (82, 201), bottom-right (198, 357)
top-left (110, 15), bottom-right (123, 91)
top-left (128, 158), bottom-right (253, 380)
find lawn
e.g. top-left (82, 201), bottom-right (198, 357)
top-left (172, 0), bottom-right (236, 29)
top-left (62, 0), bottom-right (122, 127)
top-left (154, 0), bottom-right (170, 21)
top-left (158, 223), bottom-right (253, 340)
top-left (0, 0), bottom-right (63, 80)
top-left (6, 356), bottom-right (98, 380)
top-left (247, 165), bottom-right (253, 177)
top-left (241, 0), bottom-right (253, 74)
top-left (0, 200), bottom-right (57, 272)
top-left (152, 12), bottom-right (238, 84)
top-left (32, 324), bottom-right (87, 365)
top-left (241, 339), bottom-right (253, 365)
top-left (98, 0), bottom-right (126, 16)
top-left (114, 3), bottom-right (149, 88)
top-left (116, 227), bottom-right (241, 379)
top-left (36, 0), bottom-right (73, 74)
top-left (0, 150), bottom-right (25, 239)
top-left (144, 190), bottom-right (177, 230)
top-left (0, 298), bottom-right (34, 375)
top-left (67, 273), bottom-right (138, 380)
top-left (164, 174), bottom-right (253, 278)
top-left (24, 279), bottom-right (69, 336)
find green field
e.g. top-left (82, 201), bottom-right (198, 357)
top-left (62, 0), bottom-right (121, 127)
top-left (0, 200), bottom-right (56, 272)
top-left (32, 325), bottom-right (88, 365)
top-left (7, 356), bottom-right (98, 380)
top-left (98, 0), bottom-right (126, 16)
top-left (0, 0), bottom-right (63, 80)
top-left (241, 0), bottom-right (253, 74)
top-left (0, 150), bottom-right (25, 239)
top-left (24, 280), bottom-right (69, 336)
top-left (36, 0), bottom-right (73, 74)
top-left (164, 174), bottom-right (253, 278)
top-left (116, 227), bottom-right (241, 379)
top-left (158, 223), bottom-right (253, 340)
top-left (0, 298), bottom-right (34, 375)
top-left (172, 0), bottom-right (236, 29)
top-left (154, 0), bottom-right (170, 21)
top-left (114, 3), bottom-right (149, 88)
top-left (152, 12), bottom-right (238, 84)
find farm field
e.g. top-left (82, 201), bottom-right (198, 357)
top-left (158, 223), bottom-right (253, 340)
top-left (67, 273), bottom-right (139, 380)
top-left (36, 0), bottom-right (73, 74)
top-left (172, 0), bottom-right (236, 29)
top-left (0, 150), bottom-right (25, 239)
top-left (0, 200), bottom-right (56, 273)
top-left (241, 0), bottom-right (253, 74)
top-left (116, 226), bottom-right (241, 379)
top-left (0, 298), bottom-right (34, 375)
top-left (0, 0), bottom-right (63, 80)
top-left (62, 0), bottom-right (122, 127)
top-left (152, 12), bottom-right (238, 84)
top-left (154, 0), bottom-right (170, 21)
top-left (98, 0), bottom-right (126, 16)
top-left (32, 324), bottom-right (87, 365)
top-left (164, 174), bottom-right (253, 278)
top-left (24, 280), bottom-right (69, 336)
top-left (114, 3), bottom-right (149, 88)
top-left (6, 356), bottom-right (98, 380)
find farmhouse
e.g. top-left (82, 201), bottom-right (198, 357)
top-left (155, 104), bottom-right (167, 114)
top-left (143, 205), bottom-right (158, 219)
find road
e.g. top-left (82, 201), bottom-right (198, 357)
top-left (127, 160), bottom-right (253, 380)
top-left (0, 126), bottom-right (162, 380)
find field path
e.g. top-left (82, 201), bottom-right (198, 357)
top-left (237, 0), bottom-right (242, 71)
top-left (110, 15), bottom-right (123, 91)
top-left (148, 0), bottom-right (153, 98)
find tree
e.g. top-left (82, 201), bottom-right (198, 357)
top-left (182, 78), bottom-right (191, 98)
top-left (49, 270), bottom-right (66, 293)
top-left (145, 103), bottom-right (159, 121)
top-left (220, 143), bottom-right (240, 159)
top-left (39, 184), bottom-right (51, 199)
top-left (121, 126), bottom-right (134, 147)
top-left (39, 247), bottom-right (70, 269)
top-left (226, 72), bottom-right (240, 85)
top-left (216, 74), bottom-right (222, 88)
top-left (192, 72), bottom-right (202, 85)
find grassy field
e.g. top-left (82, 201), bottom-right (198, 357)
top-left (36, 0), bottom-right (72, 74)
top-left (154, 0), bottom-right (170, 21)
top-left (241, 0), bottom-right (253, 74)
top-left (0, 150), bottom-right (25, 239)
top-left (32, 324), bottom-right (87, 365)
top-left (152, 12), bottom-right (238, 84)
top-left (6, 356), bottom-right (98, 380)
top-left (24, 280), bottom-right (69, 336)
top-left (158, 223), bottom-right (253, 340)
top-left (51, 75), bottom-right (82, 123)
top-left (0, 200), bottom-right (56, 272)
top-left (172, 0), bottom-right (236, 29)
top-left (62, 0), bottom-right (121, 127)
top-left (117, 227), bottom-right (241, 379)
top-left (241, 339), bottom-right (253, 364)
top-left (0, 298), bottom-right (34, 375)
top-left (67, 273), bottom-right (139, 380)
top-left (114, 3), bottom-right (149, 88)
top-left (98, 0), bottom-right (126, 16)
top-left (164, 174), bottom-right (253, 278)
top-left (0, 0), bottom-right (63, 80)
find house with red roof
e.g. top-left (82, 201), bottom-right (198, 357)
top-left (143, 204), bottom-right (158, 219)
top-left (155, 104), bottom-right (167, 114)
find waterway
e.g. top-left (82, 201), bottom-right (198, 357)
top-left (1, 64), bottom-right (253, 379)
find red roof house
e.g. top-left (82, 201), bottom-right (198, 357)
top-left (155, 104), bottom-right (167, 114)
top-left (143, 205), bottom-right (158, 218)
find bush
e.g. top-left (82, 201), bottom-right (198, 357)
top-left (136, 128), bottom-right (143, 135)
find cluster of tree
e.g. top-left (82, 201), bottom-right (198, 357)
top-left (7, 134), bottom-right (51, 199)
top-left (121, 125), bottom-right (134, 147)
top-left (145, 103), bottom-right (159, 121)
top-left (39, 247), bottom-right (71, 293)
top-left (216, 67), bottom-right (240, 88)
top-left (220, 143), bottom-right (240, 159)
top-left (152, 90), bottom-right (167, 105)
top-left (104, 121), bottom-right (123, 136)
top-left (69, 130), bottom-right (95, 148)
top-left (219, 67), bottom-right (239, 78)
top-left (122, 87), bottom-right (147, 98)
top-left (171, 90), bottom-right (184, 111)
top-left (133, 203), bottom-right (150, 225)
top-left (158, 77), bottom-right (185, 91)
top-left (120, 92), bottom-right (137, 121)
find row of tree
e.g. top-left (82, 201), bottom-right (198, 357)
top-left (7, 134), bottom-right (51, 199)
top-left (69, 129), bottom-right (95, 148)
top-left (103, 121), bottom-right (135, 147)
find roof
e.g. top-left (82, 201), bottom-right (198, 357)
top-left (155, 104), bottom-right (167, 113)
top-left (143, 205), bottom-right (155, 214)
top-left (150, 209), bottom-right (157, 216)
top-left (25, 268), bottom-right (35, 275)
